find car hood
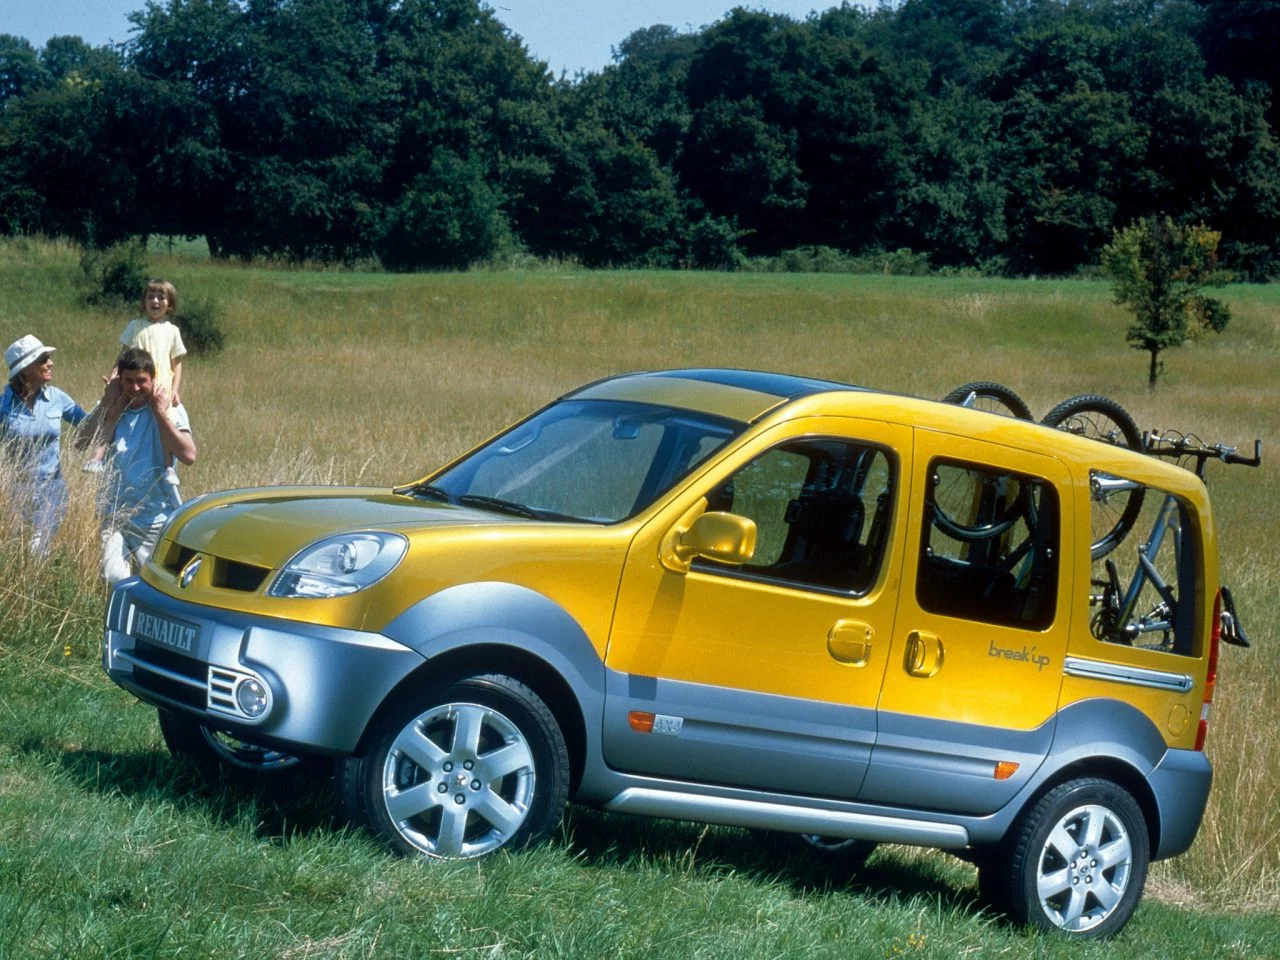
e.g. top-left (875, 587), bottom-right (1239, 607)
top-left (170, 486), bottom-right (523, 569)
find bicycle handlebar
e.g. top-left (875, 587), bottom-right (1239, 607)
top-left (1143, 431), bottom-right (1262, 477)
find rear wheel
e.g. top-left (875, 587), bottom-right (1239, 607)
top-left (992, 778), bottom-right (1149, 938)
top-left (341, 673), bottom-right (569, 860)
top-left (752, 830), bottom-right (876, 872)
top-left (941, 382), bottom-right (1034, 420)
top-left (1041, 395), bottom-right (1145, 558)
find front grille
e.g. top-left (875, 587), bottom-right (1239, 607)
top-left (140, 671), bottom-right (206, 709)
top-left (159, 541), bottom-right (272, 593)
top-left (133, 638), bottom-right (206, 682)
top-left (118, 642), bottom-right (206, 709)
top-left (163, 545), bottom-right (197, 575)
top-left (213, 560), bottom-right (270, 592)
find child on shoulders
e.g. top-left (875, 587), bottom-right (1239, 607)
top-left (86, 279), bottom-right (189, 473)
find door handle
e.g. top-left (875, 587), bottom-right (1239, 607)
top-left (904, 630), bottom-right (944, 677)
top-left (828, 619), bottom-right (873, 666)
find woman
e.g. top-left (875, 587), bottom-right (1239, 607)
top-left (1, 335), bottom-right (88, 553)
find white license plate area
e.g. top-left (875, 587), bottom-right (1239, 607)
top-left (132, 606), bottom-right (200, 656)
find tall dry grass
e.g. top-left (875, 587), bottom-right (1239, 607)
top-left (1, 237), bottom-right (1275, 910)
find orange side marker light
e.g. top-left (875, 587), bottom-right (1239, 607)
top-left (994, 761), bottom-right (1020, 781)
top-left (628, 711), bottom-right (655, 733)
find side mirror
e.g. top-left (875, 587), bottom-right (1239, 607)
top-left (662, 511), bottom-right (757, 574)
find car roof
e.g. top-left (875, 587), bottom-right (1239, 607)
top-left (642, 368), bottom-right (871, 400)
top-left (568, 368), bottom-right (873, 423)
top-left (568, 368), bottom-right (1210, 501)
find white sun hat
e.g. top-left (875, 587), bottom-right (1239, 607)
top-left (4, 334), bottom-right (56, 380)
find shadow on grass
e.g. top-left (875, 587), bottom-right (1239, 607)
top-left (34, 737), bottom-right (989, 920)
top-left (28, 738), bottom-right (344, 844)
top-left (559, 806), bottom-right (986, 915)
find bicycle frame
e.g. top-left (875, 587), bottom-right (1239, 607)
top-left (1090, 430), bottom-right (1261, 648)
top-left (1105, 489), bottom-right (1181, 643)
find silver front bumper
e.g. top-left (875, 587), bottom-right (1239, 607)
top-left (104, 577), bottom-right (425, 755)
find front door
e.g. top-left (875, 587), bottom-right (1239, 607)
top-left (861, 428), bottom-right (1074, 814)
top-left (603, 417), bottom-right (911, 799)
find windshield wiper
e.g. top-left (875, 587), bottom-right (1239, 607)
top-left (401, 483), bottom-right (454, 503)
top-left (456, 494), bottom-right (544, 519)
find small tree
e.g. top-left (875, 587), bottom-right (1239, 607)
top-left (1100, 217), bottom-right (1231, 389)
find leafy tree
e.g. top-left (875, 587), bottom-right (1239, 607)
top-left (1194, 0), bottom-right (1280, 126)
top-left (896, 85), bottom-right (1007, 266)
top-left (0, 59), bottom-right (205, 244)
top-left (376, 150), bottom-right (510, 269)
top-left (41, 35), bottom-right (121, 83)
top-left (992, 17), bottom-right (1145, 273)
top-left (0, 34), bottom-right (49, 102)
top-left (1100, 216), bottom-right (1231, 389)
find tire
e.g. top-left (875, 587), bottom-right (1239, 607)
top-left (994, 778), bottom-right (1149, 938)
top-left (340, 673), bottom-right (569, 860)
top-left (794, 834), bottom-right (877, 864)
top-left (941, 382), bottom-right (1034, 420)
top-left (1041, 395), bottom-right (1146, 559)
top-left (158, 708), bottom-right (318, 781)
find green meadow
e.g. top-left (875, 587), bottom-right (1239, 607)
top-left (1, 238), bottom-right (1276, 958)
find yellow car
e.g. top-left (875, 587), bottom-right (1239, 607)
top-left (101, 368), bottom-right (1255, 938)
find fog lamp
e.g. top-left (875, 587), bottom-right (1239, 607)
top-left (235, 677), bottom-right (270, 718)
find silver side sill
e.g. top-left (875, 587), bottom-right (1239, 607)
top-left (1064, 655), bottom-right (1194, 693)
top-left (603, 788), bottom-right (970, 848)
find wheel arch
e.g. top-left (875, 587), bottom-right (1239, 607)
top-left (975, 699), bottom-right (1172, 853)
top-left (367, 580), bottom-right (607, 794)
top-left (352, 642), bottom-right (592, 797)
top-left (1014, 757), bottom-right (1161, 856)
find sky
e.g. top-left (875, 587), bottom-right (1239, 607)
top-left (3, 0), bottom-right (848, 77)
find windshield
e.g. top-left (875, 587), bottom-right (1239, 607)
top-left (415, 399), bottom-right (744, 523)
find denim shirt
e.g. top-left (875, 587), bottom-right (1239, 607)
top-left (0, 384), bottom-right (88, 483)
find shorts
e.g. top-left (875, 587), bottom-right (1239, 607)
top-left (100, 513), bottom-right (169, 586)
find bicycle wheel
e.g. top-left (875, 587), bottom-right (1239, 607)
top-left (1041, 395), bottom-right (1145, 559)
top-left (941, 382), bottom-right (1034, 420)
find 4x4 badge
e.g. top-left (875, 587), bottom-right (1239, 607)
top-left (179, 555), bottom-right (203, 589)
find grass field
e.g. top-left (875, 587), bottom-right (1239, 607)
top-left (1, 238), bottom-right (1277, 957)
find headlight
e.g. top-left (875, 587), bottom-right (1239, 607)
top-left (268, 532), bottom-right (408, 598)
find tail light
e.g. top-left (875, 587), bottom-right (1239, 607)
top-left (1195, 589), bottom-right (1222, 751)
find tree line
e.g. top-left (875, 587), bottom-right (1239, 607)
top-left (1, 0), bottom-right (1278, 276)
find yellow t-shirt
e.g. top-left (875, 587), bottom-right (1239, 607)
top-left (119, 320), bottom-right (187, 393)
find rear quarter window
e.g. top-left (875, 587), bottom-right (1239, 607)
top-left (1086, 471), bottom-right (1200, 657)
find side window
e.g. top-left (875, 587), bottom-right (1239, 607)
top-left (917, 459), bottom-right (1059, 630)
top-left (696, 438), bottom-right (896, 594)
top-left (1089, 472), bottom-right (1198, 656)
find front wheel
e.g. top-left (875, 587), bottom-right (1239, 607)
top-left (941, 381), bottom-right (1034, 420)
top-left (991, 778), bottom-right (1149, 938)
top-left (341, 673), bottom-right (569, 860)
top-left (1041, 395), bottom-right (1146, 559)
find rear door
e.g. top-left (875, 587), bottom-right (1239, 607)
top-left (863, 428), bottom-right (1074, 814)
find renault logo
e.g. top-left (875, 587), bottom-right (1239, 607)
top-left (179, 555), bottom-right (203, 589)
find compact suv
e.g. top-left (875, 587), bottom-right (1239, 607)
top-left (101, 369), bottom-right (1253, 938)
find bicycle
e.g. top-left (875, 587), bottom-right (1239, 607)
top-left (1041, 394), bottom-right (1145, 560)
top-left (1088, 430), bottom-right (1260, 651)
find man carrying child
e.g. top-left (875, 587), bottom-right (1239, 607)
top-left (77, 346), bottom-right (197, 584)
